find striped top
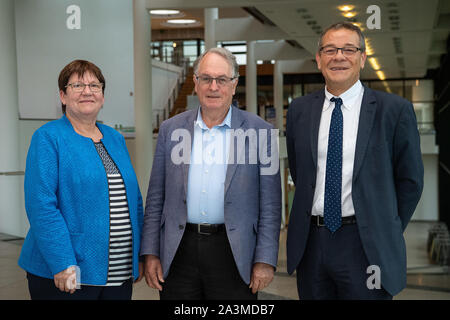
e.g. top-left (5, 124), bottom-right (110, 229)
top-left (94, 142), bottom-right (133, 286)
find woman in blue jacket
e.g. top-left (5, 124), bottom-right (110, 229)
top-left (18, 60), bottom-right (144, 300)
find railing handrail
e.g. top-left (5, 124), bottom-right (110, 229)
top-left (154, 58), bottom-right (190, 129)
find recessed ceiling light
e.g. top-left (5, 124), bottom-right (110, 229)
top-left (376, 70), bottom-right (386, 80)
top-left (343, 11), bottom-right (357, 18)
top-left (167, 19), bottom-right (197, 24)
top-left (352, 22), bottom-right (364, 29)
top-left (338, 5), bottom-right (355, 12)
top-left (149, 10), bottom-right (180, 15)
top-left (368, 57), bottom-right (380, 70)
top-left (161, 19), bottom-right (202, 28)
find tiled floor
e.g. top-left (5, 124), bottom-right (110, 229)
top-left (1, 221), bottom-right (449, 300)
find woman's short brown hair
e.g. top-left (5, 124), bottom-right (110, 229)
top-left (58, 60), bottom-right (106, 114)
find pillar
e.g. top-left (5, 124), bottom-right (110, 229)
top-left (133, 0), bottom-right (153, 197)
top-left (204, 8), bottom-right (218, 50)
top-left (246, 41), bottom-right (257, 114)
top-left (274, 61), bottom-right (284, 135)
top-left (0, 0), bottom-right (24, 236)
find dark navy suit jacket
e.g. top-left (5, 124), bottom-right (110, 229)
top-left (286, 86), bottom-right (424, 296)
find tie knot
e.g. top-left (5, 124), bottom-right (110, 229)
top-left (330, 97), bottom-right (343, 111)
top-left (330, 97), bottom-right (343, 106)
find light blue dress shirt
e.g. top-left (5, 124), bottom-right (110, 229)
top-left (186, 106), bottom-right (232, 224)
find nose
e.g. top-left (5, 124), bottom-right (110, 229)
top-left (334, 48), bottom-right (346, 59)
top-left (208, 79), bottom-right (219, 90)
top-left (81, 84), bottom-right (93, 94)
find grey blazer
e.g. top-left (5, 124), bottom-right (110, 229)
top-left (286, 86), bottom-right (424, 296)
top-left (140, 106), bottom-right (282, 284)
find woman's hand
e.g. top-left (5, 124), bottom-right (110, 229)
top-left (53, 266), bottom-right (77, 294)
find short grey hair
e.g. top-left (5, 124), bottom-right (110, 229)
top-left (317, 21), bottom-right (366, 53)
top-left (193, 47), bottom-right (240, 78)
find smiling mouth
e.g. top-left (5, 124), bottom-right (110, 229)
top-left (330, 67), bottom-right (349, 71)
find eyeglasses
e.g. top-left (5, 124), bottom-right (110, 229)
top-left (319, 46), bottom-right (362, 57)
top-left (66, 82), bottom-right (104, 92)
top-left (195, 75), bottom-right (236, 86)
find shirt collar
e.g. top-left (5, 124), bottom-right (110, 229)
top-left (324, 80), bottom-right (363, 111)
top-left (195, 105), bottom-right (232, 130)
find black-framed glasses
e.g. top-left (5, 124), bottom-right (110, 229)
top-left (319, 46), bottom-right (362, 57)
top-left (195, 75), bottom-right (237, 86)
top-left (66, 82), bottom-right (104, 92)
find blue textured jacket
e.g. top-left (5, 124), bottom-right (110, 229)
top-left (18, 115), bottom-right (143, 285)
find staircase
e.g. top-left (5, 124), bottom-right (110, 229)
top-left (169, 67), bottom-right (195, 118)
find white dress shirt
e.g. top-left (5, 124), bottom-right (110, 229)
top-left (311, 80), bottom-right (364, 217)
top-left (186, 106), bottom-right (232, 224)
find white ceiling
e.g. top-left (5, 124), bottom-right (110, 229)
top-left (147, 0), bottom-right (450, 80)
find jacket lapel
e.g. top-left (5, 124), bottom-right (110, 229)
top-left (181, 109), bottom-right (198, 200)
top-left (310, 90), bottom-right (325, 170)
top-left (224, 106), bottom-right (245, 196)
top-left (353, 87), bottom-right (377, 182)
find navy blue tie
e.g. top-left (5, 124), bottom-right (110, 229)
top-left (324, 97), bottom-right (343, 233)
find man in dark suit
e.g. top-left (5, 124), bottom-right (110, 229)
top-left (286, 22), bottom-right (424, 299)
top-left (140, 47), bottom-right (281, 299)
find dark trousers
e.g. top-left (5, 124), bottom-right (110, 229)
top-left (27, 272), bottom-right (133, 300)
top-left (296, 223), bottom-right (392, 300)
top-left (160, 228), bottom-right (257, 300)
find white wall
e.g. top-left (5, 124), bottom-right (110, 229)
top-left (0, 0), bottom-right (25, 237)
top-left (15, 0), bottom-right (135, 127)
top-left (412, 154), bottom-right (439, 221)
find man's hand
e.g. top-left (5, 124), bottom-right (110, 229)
top-left (53, 267), bottom-right (77, 294)
top-left (249, 262), bottom-right (274, 294)
top-left (144, 255), bottom-right (164, 291)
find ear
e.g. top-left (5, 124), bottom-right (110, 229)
top-left (315, 52), bottom-right (322, 71)
top-left (360, 51), bottom-right (367, 69)
top-left (59, 90), bottom-right (67, 105)
top-left (232, 78), bottom-right (238, 96)
top-left (193, 74), bottom-right (199, 94)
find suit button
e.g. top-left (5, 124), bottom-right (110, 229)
top-left (311, 183), bottom-right (315, 189)
top-left (183, 199), bottom-right (186, 204)
top-left (179, 225), bottom-right (184, 230)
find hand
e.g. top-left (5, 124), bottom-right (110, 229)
top-left (249, 262), bottom-right (274, 294)
top-left (144, 255), bottom-right (164, 291)
top-left (135, 261), bottom-right (144, 283)
top-left (53, 267), bottom-right (77, 294)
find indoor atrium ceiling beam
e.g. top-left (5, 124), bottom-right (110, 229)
top-left (145, 0), bottom-right (302, 9)
top-left (215, 17), bottom-right (290, 42)
top-left (276, 59), bottom-right (318, 74)
top-left (253, 40), bottom-right (312, 61)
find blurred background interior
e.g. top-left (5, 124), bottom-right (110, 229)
top-left (1, 0), bottom-right (449, 299)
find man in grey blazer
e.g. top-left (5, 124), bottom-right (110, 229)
top-left (286, 22), bottom-right (423, 299)
top-left (140, 47), bottom-right (281, 299)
